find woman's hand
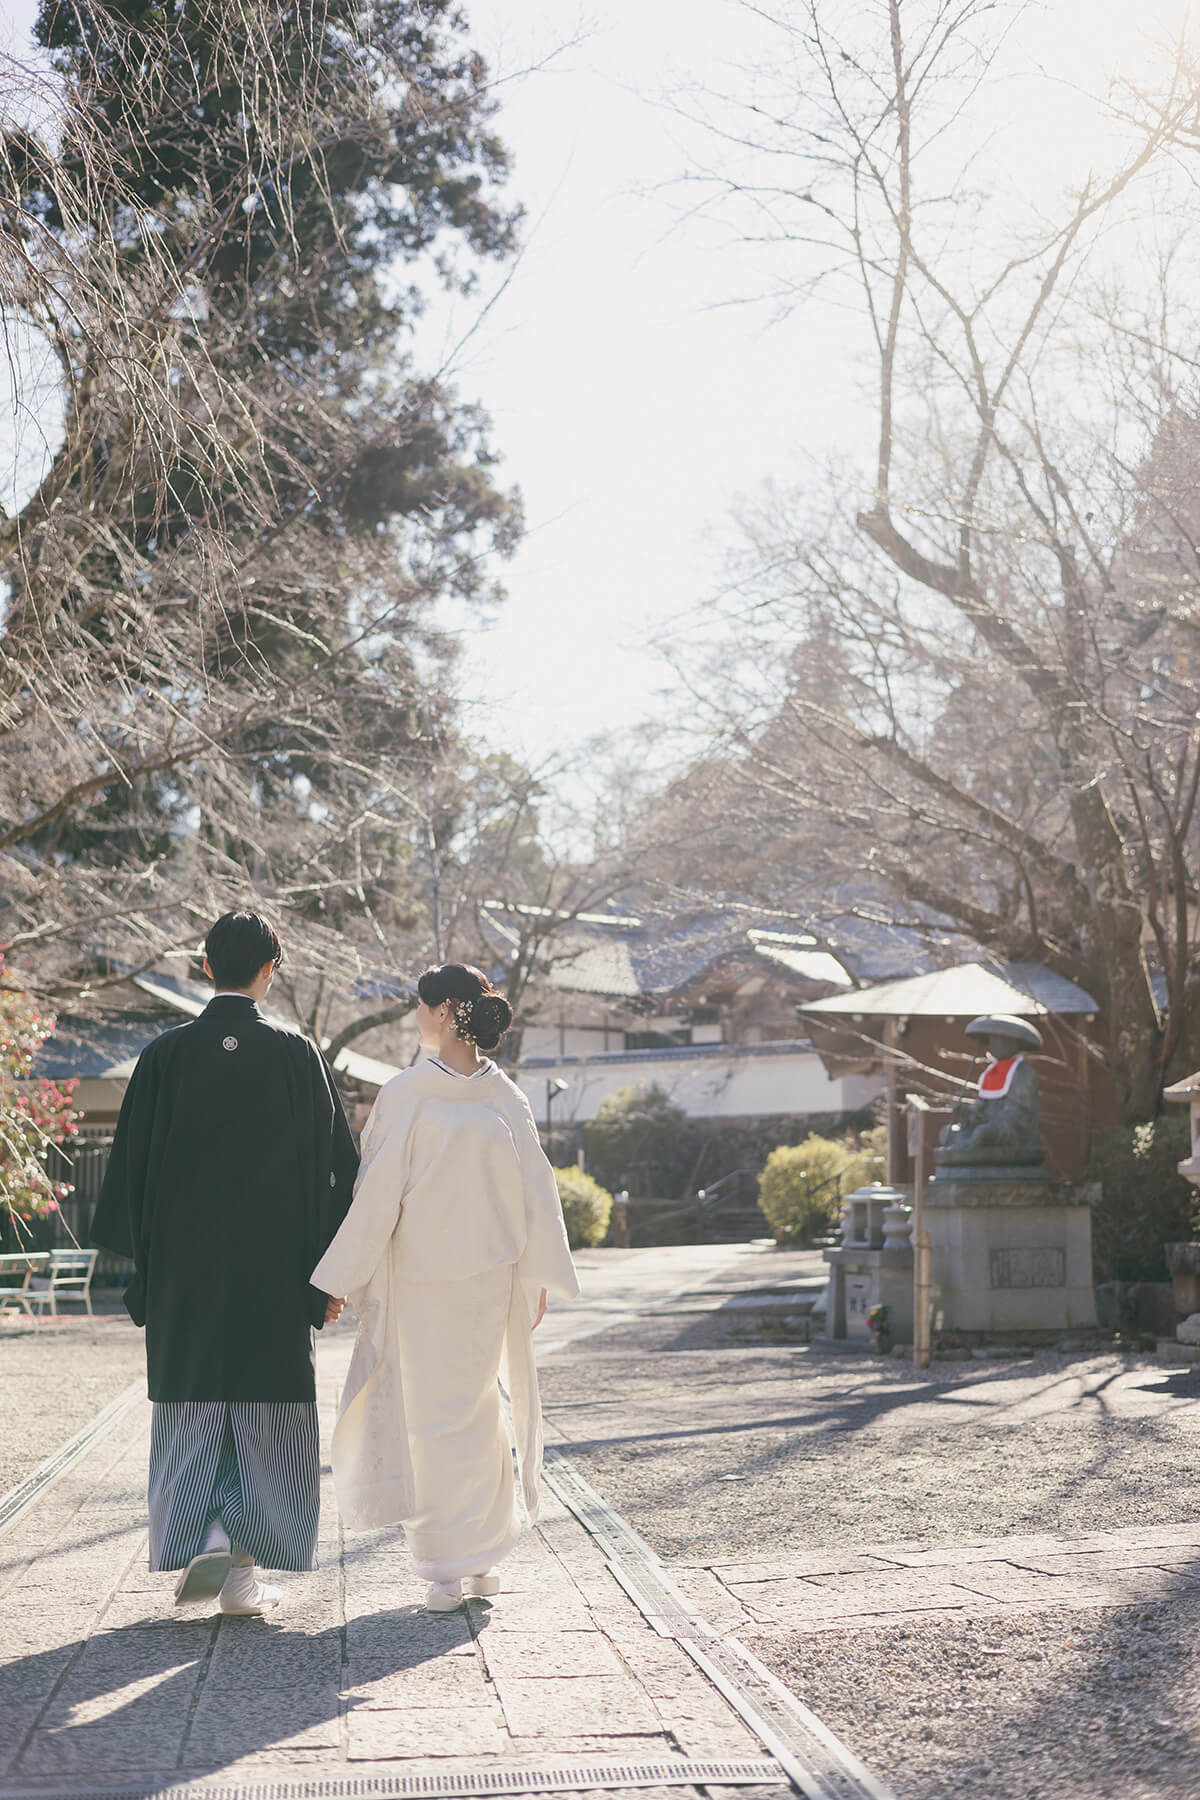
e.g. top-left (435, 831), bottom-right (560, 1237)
top-left (532, 1287), bottom-right (547, 1331)
top-left (325, 1295), bottom-right (347, 1324)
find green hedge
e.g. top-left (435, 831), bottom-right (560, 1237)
top-left (554, 1166), bottom-right (614, 1249)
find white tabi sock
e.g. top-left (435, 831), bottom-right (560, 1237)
top-left (219, 1551), bottom-right (282, 1615)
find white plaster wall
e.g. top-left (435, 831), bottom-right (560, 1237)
top-left (514, 1046), bottom-right (882, 1124)
top-left (561, 1027), bottom-right (613, 1057)
top-left (520, 1025), bottom-right (611, 1058)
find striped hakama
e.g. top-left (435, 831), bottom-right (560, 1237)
top-left (148, 1401), bottom-right (319, 1572)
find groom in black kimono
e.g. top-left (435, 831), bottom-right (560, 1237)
top-left (91, 911), bottom-right (359, 1613)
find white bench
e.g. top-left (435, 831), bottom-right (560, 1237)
top-left (26, 1248), bottom-right (99, 1321)
top-left (0, 1252), bottom-right (50, 1320)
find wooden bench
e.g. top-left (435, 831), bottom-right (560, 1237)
top-left (0, 1252), bottom-right (51, 1320)
top-left (26, 1248), bottom-right (100, 1323)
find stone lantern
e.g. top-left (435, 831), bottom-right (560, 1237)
top-left (1162, 1072), bottom-right (1200, 1320)
top-left (822, 1183), bottom-right (915, 1344)
top-left (1163, 1070), bottom-right (1200, 1181)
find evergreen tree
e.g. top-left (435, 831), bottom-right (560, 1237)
top-left (0, 1), bottom-right (522, 990)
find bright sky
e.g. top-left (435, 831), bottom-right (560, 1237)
top-left (413, 0), bottom-right (1200, 769)
top-left (424, 0), bottom-right (865, 765)
top-left (2, 0), bottom-right (1198, 771)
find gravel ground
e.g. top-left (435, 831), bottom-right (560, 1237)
top-left (539, 1309), bottom-right (1200, 1558)
top-left (540, 1301), bottom-right (1200, 1800)
top-left (0, 1303), bottom-right (145, 1493)
top-left (747, 1595), bottom-right (1200, 1800)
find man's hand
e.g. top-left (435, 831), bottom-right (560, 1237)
top-left (532, 1286), bottom-right (547, 1331)
top-left (325, 1295), bottom-right (347, 1325)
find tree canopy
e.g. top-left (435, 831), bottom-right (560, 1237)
top-left (664, 0), bottom-right (1200, 1122)
top-left (0, 0), bottom-right (522, 1016)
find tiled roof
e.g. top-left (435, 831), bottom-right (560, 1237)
top-left (519, 1039), bottom-right (823, 1068)
top-left (791, 886), bottom-right (976, 982)
top-left (131, 975), bottom-right (401, 1087)
top-left (32, 973), bottom-right (401, 1090)
top-left (32, 1011), bottom-right (174, 1081)
top-left (801, 960), bottom-right (1097, 1019)
top-left (749, 932), bottom-right (853, 987)
top-left (482, 903), bottom-right (853, 1000)
top-left (541, 934), bottom-right (642, 998)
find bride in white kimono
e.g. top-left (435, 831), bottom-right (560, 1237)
top-left (312, 963), bottom-right (580, 1610)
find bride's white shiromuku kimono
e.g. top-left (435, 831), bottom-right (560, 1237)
top-left (311, 1056), bottom-right (580, 1582)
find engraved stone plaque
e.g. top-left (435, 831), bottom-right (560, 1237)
top-left (989, 1247), bottom-right (1066, 1289)
top-left (845, 1274), bottom-right (873, 1336)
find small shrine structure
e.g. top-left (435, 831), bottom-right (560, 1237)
top-left (802, 962), bottom-right (1104, 1342)
top-left (800, 960), bottom-right (1110, 1183)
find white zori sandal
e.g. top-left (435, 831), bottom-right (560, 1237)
top-left (463, 1570), bottom-right (500, 1597)
top-left (425, 1579), bottom-right (464, 1611)
top-left (173, 1520), bottom-right (233, 1604)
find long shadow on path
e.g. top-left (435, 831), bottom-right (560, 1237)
top-left (3, 1602), bottom-right (485, 1786)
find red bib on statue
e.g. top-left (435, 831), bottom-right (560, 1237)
top-left (978, 1054), bottom-right (1022, 1097)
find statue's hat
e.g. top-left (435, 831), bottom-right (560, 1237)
top-left (964, 1013), bottom-right (1043, 1052)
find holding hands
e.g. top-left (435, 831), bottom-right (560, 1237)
top-left (323, 1290), bottom-right (541, 1328)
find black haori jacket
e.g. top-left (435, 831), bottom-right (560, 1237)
top-left (91, 995), bottom-right (359, 1402)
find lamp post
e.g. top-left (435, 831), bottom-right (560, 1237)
top-left (545, 1077), bottom-right (568, 1154)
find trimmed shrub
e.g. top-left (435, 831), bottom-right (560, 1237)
top-left (757, 1134), bottom-right (851, 1245)
top-left (1089, 1115), bottom-right (1199, 1282)
top-left (554, 1166), bottom-right (614, 1249)
top-left (582, 1082), bottom-right (694, 1199)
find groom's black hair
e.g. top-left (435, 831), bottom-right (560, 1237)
top-left (205, 911), bottom-right (284, 990)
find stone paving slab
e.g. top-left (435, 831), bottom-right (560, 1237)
top-left (478, 1631), bottom-right (630, 1680)
top-left (691, 1519), bottom-right (1200, 1632)
top-left (493, 1675), bottom-right (663, 1739)
top-left (1003, 1546), bottom-right (1200, 1578)
top-left (0, 1331), bottom-right (773, 1794)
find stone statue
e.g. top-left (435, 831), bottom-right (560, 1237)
top-left (935, 1013), bottom-right (1048, 1175)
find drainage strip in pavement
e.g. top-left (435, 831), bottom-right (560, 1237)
top-left (0, 1758), bottom-right (784, 1800)
top-left (541, 1452), bottom-right (894, 1800)
top-left (0, 1380), bottom-right (144, 1540)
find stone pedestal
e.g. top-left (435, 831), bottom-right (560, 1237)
top-left (823, 1184), bottom-right (914, 1343)
top-left (924, 1176), bottom-right (1097, 1333)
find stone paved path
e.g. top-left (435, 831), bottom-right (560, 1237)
top-left (0, 1246), bottom-right (801, 1797)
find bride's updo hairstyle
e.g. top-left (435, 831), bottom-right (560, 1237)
top-left (417, 963), bottom-right (514, 1054)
